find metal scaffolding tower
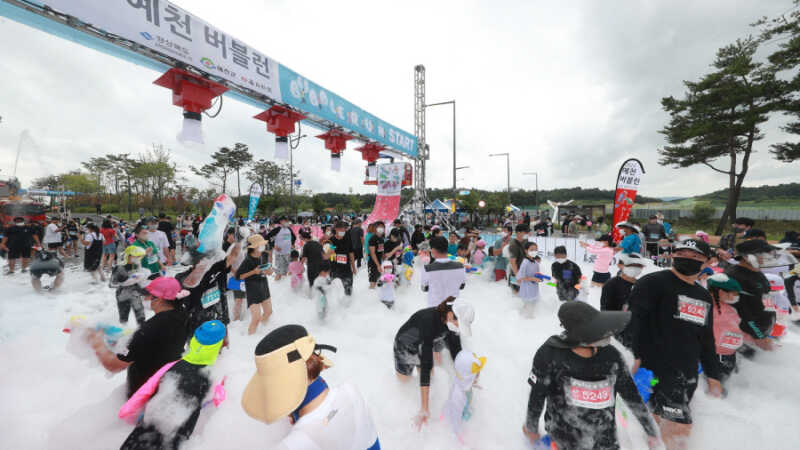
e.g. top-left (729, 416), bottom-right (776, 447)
top-left (413, 65), bottom-right (429, 217)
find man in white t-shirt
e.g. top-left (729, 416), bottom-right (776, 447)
top-left (146, 218), bottom-right (170, 263)
top-left (242, 325), bottom-right (380, 450)
top-left (43, 217), bottom-right (67, 257)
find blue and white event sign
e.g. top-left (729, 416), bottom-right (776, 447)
top-left (10, 0), bottom-right (417, 157)
top-left (278, 65), bottom-right (417, 157)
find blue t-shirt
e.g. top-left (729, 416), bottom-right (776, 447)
top-left (620, 234), bottom-right (641, 254)
top-left (448, 243), bottom-right (458, 256)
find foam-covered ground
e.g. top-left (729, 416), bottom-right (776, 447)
top-left (1, 257), bottom-right (798, 449)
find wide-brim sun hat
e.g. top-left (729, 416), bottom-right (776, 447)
top-left (618, 252), bottom-right (647, 266)
top-left (247, 234), bottom-right (268, 249)
top-left (557, 301), bottom-right (630, 347)
top-left (615, 222), bottom-right (641, 233)
top-left (241, 325), bottom-right (337, 424)
top-left (707, 273), bottom-right (750, 294)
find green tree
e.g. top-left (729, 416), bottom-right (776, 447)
top-left (658, 38), bottom-right (782, 234)
top-left (227, 142), bottom-right (253, 204)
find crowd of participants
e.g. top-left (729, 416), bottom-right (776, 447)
top-left (3, 208), bottom-right (799, 450)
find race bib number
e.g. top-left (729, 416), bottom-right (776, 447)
top-left (720, 331), bottom-right (743, 350)
top-left (336, 254), bottom-right (348, 264)
top-left (377, 244), bottom-right (384, 253)
top-left (201, 288), bottom-right (221, 309)
top-left (649, 233), bottom-right (660, 240)
top-left (69, 231), bottom-right (77, 236)
top-left (566, 378), bottom-right (614, 409)
top-left (148, 255), bottom-right (158, 265)
top-left (675, 295), bottom-right (709, 325)
top-left (762, 297), bottom-right (777, 313)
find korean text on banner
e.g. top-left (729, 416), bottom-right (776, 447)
top-left (247, 183), bottom-right (263, 220)
top-left (612, 159), bottom-right (645, 241)
top-left (38, 0), bottom-right (282, 102)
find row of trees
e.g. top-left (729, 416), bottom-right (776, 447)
top-left (658, 2), bottom-right (800, 234)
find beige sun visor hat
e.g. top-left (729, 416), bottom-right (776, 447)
top-left (241, 325), bottom-right (336, 424)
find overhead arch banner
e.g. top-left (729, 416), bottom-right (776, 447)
top-left (6, 0), bottom-right (417, 156)
top-left (612, 158), bottom-right (645, 241)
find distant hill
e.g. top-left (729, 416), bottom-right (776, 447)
top-left (660, 196), bottom-right (687, 202)
top-left (695, 183), bottom-right (800, 202)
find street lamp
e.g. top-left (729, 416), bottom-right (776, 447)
top-left (523, 172), bottom-right (538, 212)
top-left (489, 153), bottom-right (511, 205)
top-left (425, 100), bottom-right (456, 199)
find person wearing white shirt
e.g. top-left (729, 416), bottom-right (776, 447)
top-left (147, 219), bottom-right (170, 263)
top-left (42, 217), bottom-right (67, 257)
top-left (420, 236), bottom-right (466, 307)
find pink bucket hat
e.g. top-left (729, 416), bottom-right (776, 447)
top-left (145, 277), bottom-right (189, 300)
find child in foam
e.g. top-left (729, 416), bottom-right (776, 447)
top-left (119, 320), bottom-right (227, 449)
top-left (707, 274), bottom-right (752, 382)
top-left (442, 350), bottom-right (486, 441)
top-left (516, 242), bottom-right (542, 317)
top-left (109, 246), bottom-right (152, 326)
top-left (288, 250), bottom-right (305, 291)
top-left (580, 234), bottom-right (615, 287)
top-left (470, 240), bottom-right (487, 268)
top-left (378, 260), bottom-right (396, 309)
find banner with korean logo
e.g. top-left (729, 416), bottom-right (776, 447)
top-left (37, 0), bottom-right (282, 102)
top-left (247, 182), bottom-right (262, 220)
top-left (612, 158), bottom-right (645, 241)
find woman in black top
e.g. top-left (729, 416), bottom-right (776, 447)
top-left (367, 221), bottom-right (386, 289)
top-left (236, 234), bottom-right (274, 335)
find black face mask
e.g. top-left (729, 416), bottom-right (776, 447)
top-left (672, 257), bottom-right (704, 276)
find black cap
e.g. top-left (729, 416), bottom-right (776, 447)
top-left (744, 229), bottom-right (766, 239)
top-left (733, 217), bottom-right (755, 227)
top-left (673, 238), bottom-right (712, 258)
top-left (515, 224), bottom-right (530, 233)
top-left (556, 302), bottom-right (631, 347)
top-left (735, 239), bottom-right (779, 255)
top-left (254, 325), bottom-right (336, 356)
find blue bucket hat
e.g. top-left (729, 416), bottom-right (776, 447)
top-left (195, 320), bottom-right (226, 345)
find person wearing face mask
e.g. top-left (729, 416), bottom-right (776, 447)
top-left (508, 224), bottom-right (531, 293)
top-left (580, 234), bottom-right (615, 286)
top-left (367, 221), bottom-right (386, 289)
top-left (327, 221), bottom-right (356, 296)
top-left (146, 218), bottom-right (170, 265)
top-left (551, 246), bottom-right (582, 302)
top-left (517, 242), bottom-right (543, 317)
top-left (613, 222), bottom-right (642, 255)
top-left (236, 234), bottom-right (275, 335)
top-left (349, 219), bottom-right (365, 268)
top-left (109, 246), bottom-right (151, 325)
top-left (627, 239), bottom-right (723, 449)
top-left (522, 301), bottom-right (659, 450)
top-left (131, 225), bottom-right (163, 276)
top-left (706, 274), bottom-right (751, 382)
top-left (493, 225), bottom-right (513, 282)
top-left (301, 230), bottom-right (324, 289)
top-left (394, 297), bottom-right (475, 430)
top-left (723, 240), bottom-right (780, 350)
top-left (266, 217), bottom-right (297, 282)
top-left (600, 252), bottom-right (646, 348)
top-left (1, 216), bottom-right (39, 274)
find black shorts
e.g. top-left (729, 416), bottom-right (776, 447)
top-left (8, 246), bottom-right (31, 259)
top-left (592, 272), bottom-right (611, 284)
top-left (233, 289), bottom-right (246, 299)
top-left (47, 242), bottom-right (61, 250)
top-left (393, 338), bottom-right (419, 376)
top-left (245, 283), bottom-right (271, 307)
top-left (650, 371), bottom-right (698, 424)
top-left (368, 262), bottom-right (380, 283)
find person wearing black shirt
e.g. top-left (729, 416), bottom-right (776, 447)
top-left (89, 277), bottom-right (189, 398)
top-left (551, 246), bottom-right (582, 302)
top-left (411, 224), bottom-right (426, 252)
top-left (349, 219), bottom-right (364, 268)
top-left (301, 230), bottom-right (324, 288)
top-left (236, 234), bottom-right (274, 335)
top-left (724, 239), bottom-right (779, 349)
top-left (328, 221), bottom-right (356, 296)
top-left (628, 239), bottom-right (722, 448)
top-left (157, 213), bottom-right (176, 265)
top-left (367, 222), bottom-right (386, 289)
top-left (1, 217), bottom-right (39, 273)
top-left (394, 298), bottom-right (474, 430)
top-left (523, 302), bottom-right (658, 450)
top-left (600, 253), bottom-right (645, 348)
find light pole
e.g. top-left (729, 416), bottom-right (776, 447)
top-left (523, 172), bottom-right (538, 212)
top-left (424, 100), bottom-right (456, 199)
top-left (489, 153), bottom-right (511, 205)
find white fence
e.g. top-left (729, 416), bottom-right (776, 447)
top-left (632, 208), bottom-right (800, 221)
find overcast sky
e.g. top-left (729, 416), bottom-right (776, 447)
top-left (0, 0), bottom-right (798, 200)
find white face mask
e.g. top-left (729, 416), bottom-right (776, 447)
top-left (446, 321), bottom-right (460, 334)
top-left (555, 258), bottom-right (567, 264)
top-left (130, 257), bottom-right (142, 267)
top-left (325, 231), bottom-right (332, 237)
top-left (377, 228), bottom-right (385, 234)
top-left (619, 229), bottom-right (626, 236)
top-left (336, 231), bottom-right (345, 238)
top-left (258, 245), bottom-right (266, 252)
top-left (722, 295), bottom-right (740, 305)
top-left (622, 266), bottom-right (643, 278)
top-left (501, 232), bottom-right (509, 238)
top-left (281, 222), bottom-right (289, 227)
top-left (528, 251), bottom-right (538, 258)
